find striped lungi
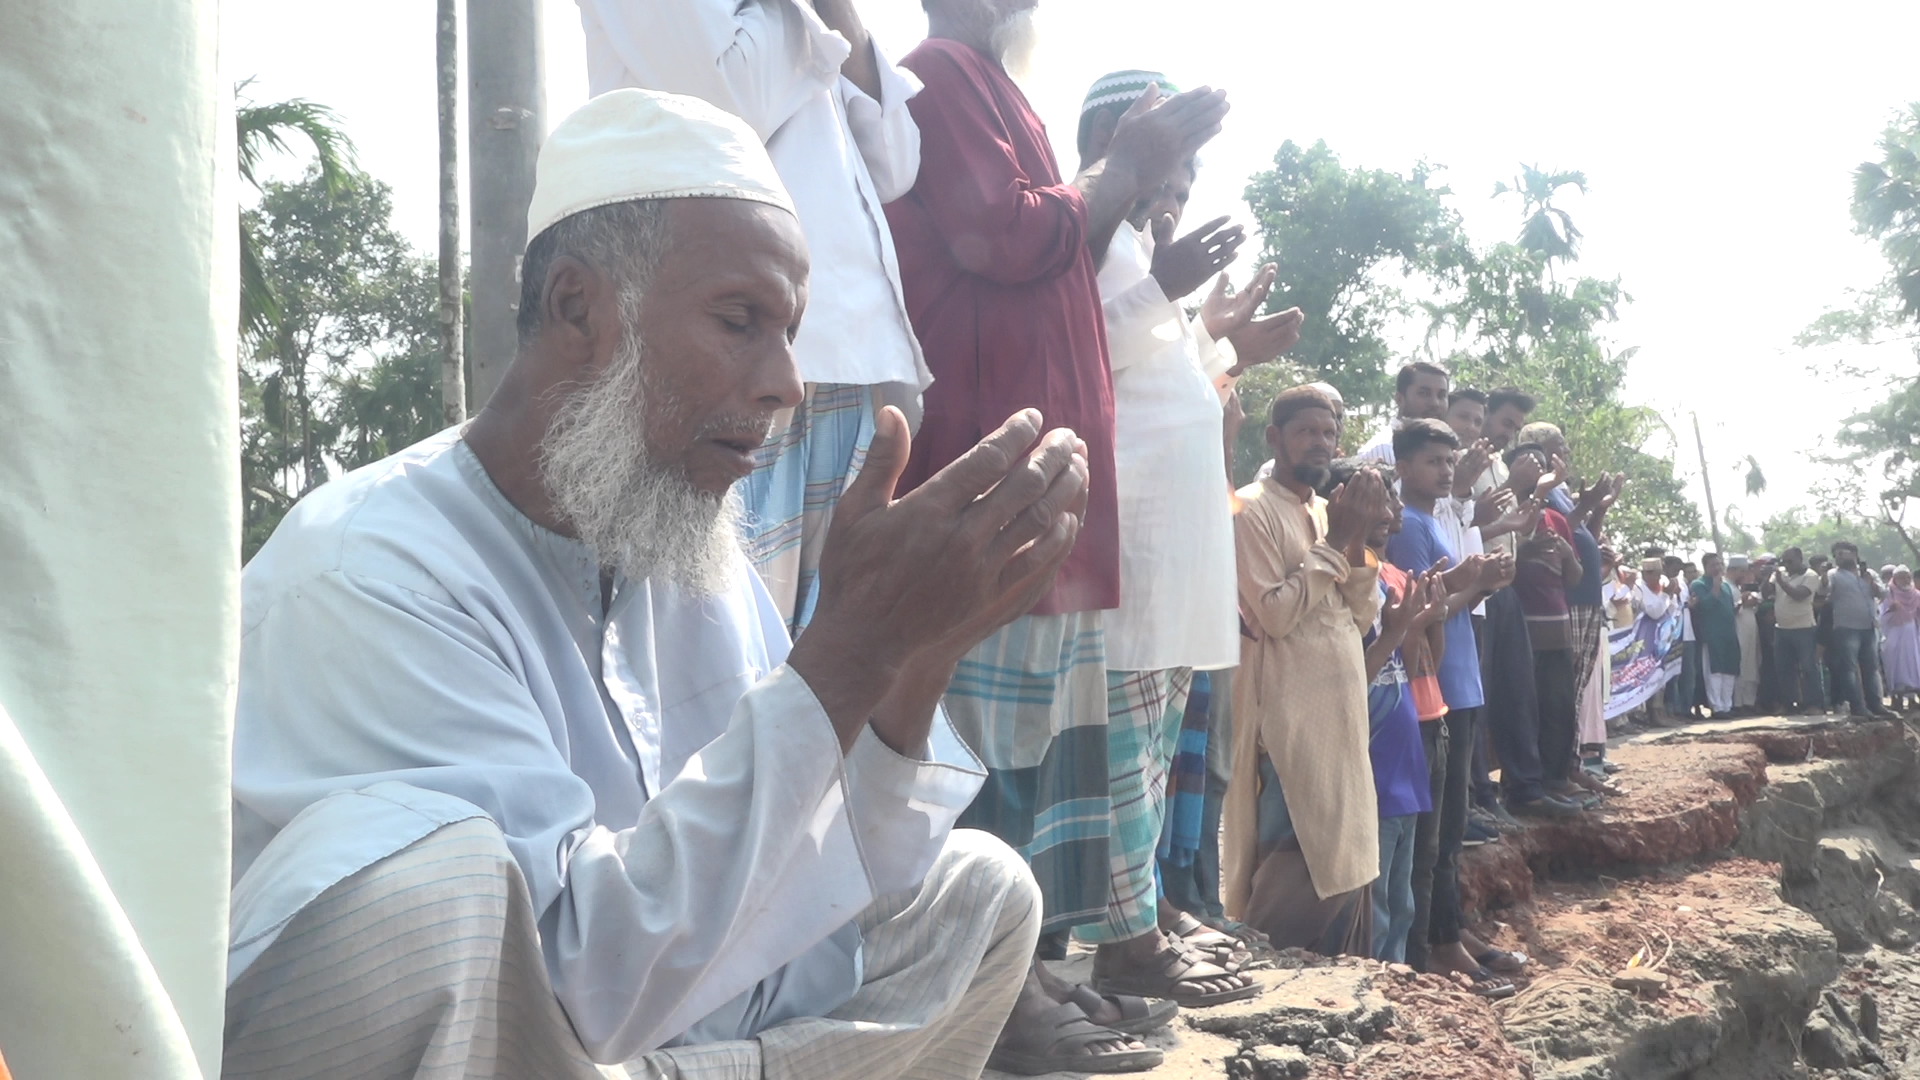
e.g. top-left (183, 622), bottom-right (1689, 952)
top-left (1158, 669), bottom-right (1212, 869)
top-left (1076, 667), bottom-right (1193, 944)
top-left (740, 383), bottom-right (878, 635)
top-left (943, 611), bottom-right (1112, 933)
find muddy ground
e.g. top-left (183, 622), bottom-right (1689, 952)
top-left (987, 714), bottom-right (1920, 1080)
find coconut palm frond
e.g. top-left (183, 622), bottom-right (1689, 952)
top-left (237, 95), bottom-right (359, 195)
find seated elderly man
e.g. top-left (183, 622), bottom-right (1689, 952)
top-left (221, 89), bottom-right (1090, 1080)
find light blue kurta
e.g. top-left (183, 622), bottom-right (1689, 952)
top-left (228, 428), bottom-right (985, 1063)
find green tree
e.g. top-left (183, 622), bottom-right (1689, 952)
top-left (1760, 508), bottom-right (1918, 570)
top-left (1852, 103), bottom-right (1920, 322)
top-left (237, 86), bottom-right (358, 338)
top-left (1803, 102), bottom-right (1920, 522)
top-left (1231, 140), bottom-right (1466, 479)
top-left (241, 169), bottom-right (446, 557)
top-left (1433, 190), bottom-right (1697, 554)
top-left (1240, 140), bottom-right (1467, 411)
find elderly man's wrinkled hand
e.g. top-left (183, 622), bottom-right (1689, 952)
top-left (814, 407), bottom-right (1086, 666)
top-left (790, 407), bottom-right (1086, 749)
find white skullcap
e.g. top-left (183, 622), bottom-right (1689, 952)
top-left (526, 88), bottom-right (794, 242)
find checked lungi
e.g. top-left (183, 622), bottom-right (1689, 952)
top-left (1075, 667), bottom-right (1193, 945)
top-left (1569, 603), bottom-right (1611, 746)
top-left (740, 383), bottom-right (877, 636)
top-left (943, 612), bottom-right (1112, 933)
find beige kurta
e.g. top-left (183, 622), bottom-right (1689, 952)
top-left (1224, 478), bottom-right (1382, 914)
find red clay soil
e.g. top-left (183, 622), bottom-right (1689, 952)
top-left (1492, 857), bottom-right (1796, 1020)
top-left (1458, 741), bottom-right (1770, 919)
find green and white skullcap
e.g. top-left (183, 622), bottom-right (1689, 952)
top-left (1080, 70), bottom-right (1179, 116)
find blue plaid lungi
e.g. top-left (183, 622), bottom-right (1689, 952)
top-left (944, 611), bottom-right (1112, 932)
top-left (739, 382), bottom-right (876, 636)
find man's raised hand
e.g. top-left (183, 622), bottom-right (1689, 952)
top-left (1200, 264), bottom-right (1275, 339)
top-left (1326, 468), bottom-right (1389, 556)
top-left (1224, 306), bottom-right (1305, 376)
top-left (791, 408), bottom-right (1089, 751)
top-left (1107, 84), bottom-right (1231, 187)
top-left (1150, 214), bottom-right (1244, 301)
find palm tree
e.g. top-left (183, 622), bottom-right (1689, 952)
top-left (236, 81), bottom-right (359, 337)
top-left (1494, 165), bottom-right (1589, 269)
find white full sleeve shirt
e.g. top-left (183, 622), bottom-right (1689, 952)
top-left (1094, 222), bottom-right (1239, 671)
top-left (579, 0), bottom-right (930, 410)
top-left (227, 430), bottom-right (983, 1062)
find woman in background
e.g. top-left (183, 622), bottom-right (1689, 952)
top-left (1879, 566), bottom-right (1920, 712)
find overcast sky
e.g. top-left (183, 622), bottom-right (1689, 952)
top-left (226, 0), bottom-right (1920, 538)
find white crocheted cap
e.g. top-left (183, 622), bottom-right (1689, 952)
top-left (527, 88), bottom-right (793, 241)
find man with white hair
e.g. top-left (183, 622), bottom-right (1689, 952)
top-left (576, 0), bottom-right (932, 635)
top-left (884, 1), bottom-right (1231, 1071)
top-left (221, 89), bottom-right (1090, 1080)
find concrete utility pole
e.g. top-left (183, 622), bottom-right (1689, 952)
top-left (437, 0), bottom-right (466, 423)
top-left (466, 0), bottom-right (544, 407)
top-left (1693, 412), bottom-right (1725, 555)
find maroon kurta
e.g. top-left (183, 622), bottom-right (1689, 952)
top-left (887, 38), bottom-right (1118, 615)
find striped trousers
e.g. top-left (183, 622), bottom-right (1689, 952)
top-left (222, 819), bottom-right (1039, 1080)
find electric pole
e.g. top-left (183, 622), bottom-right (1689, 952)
top-left (437, 0), bottom-right (466, 423)
top-left (1693, 412), bottom-right (1724, 555)
top-left (466, 0), bottom-right (544, 407)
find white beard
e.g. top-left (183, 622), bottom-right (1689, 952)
top-left (538, 329), bottom-right (745, 597)
top-left (990, 8), bottom-right (1040, 81)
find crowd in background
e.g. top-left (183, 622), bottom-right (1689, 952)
top-left (1607, 543), bottom-right (1918, 724)
top-left (586, 2), bottom-right (1920, 1070)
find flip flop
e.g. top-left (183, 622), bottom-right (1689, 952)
top-left (1475, 948), bottom-right (1530, 974)
top-left (986, 1000), bottom-right (1165, 1075)
top-left (1065, 983), bottom-right (1180, 1036)
top-left (1092, 938), bottom-right (1264, 1009)
top-left (1465, 966), bottom-right (1518, 1000)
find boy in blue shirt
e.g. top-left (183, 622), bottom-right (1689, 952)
top-left (1387, 418), bottom-right (1513, 992)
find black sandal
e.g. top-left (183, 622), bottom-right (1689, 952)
top-left (987, 1000), bottom-right (1165, 1075)
top-left (1064, 983), bottom-right (1180, 1035)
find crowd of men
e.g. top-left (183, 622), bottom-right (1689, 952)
top-left (211, 2), bottom-right (1914, 1079)
top-left (1607, 543), bottom-right (1919, 724)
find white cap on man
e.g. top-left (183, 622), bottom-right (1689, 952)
top-left (526, 88), bottom-right (794, 241)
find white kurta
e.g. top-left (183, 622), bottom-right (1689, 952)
top-left (1094, 222), bottom-right (1239, 672)
top-left (579, 0), bottom-right (930, 411)
top-left (229, 430), bottom-right (985, 1063)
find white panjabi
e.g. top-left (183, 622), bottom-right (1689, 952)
top-left (577, 0), bottom-right (931, 399)
top-left (229, 431), bottom-right (987, 1061)
top-left (1093, 220), bottom-right (1239, 672)
top-left (526, 86), bottom-right (795, 241)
